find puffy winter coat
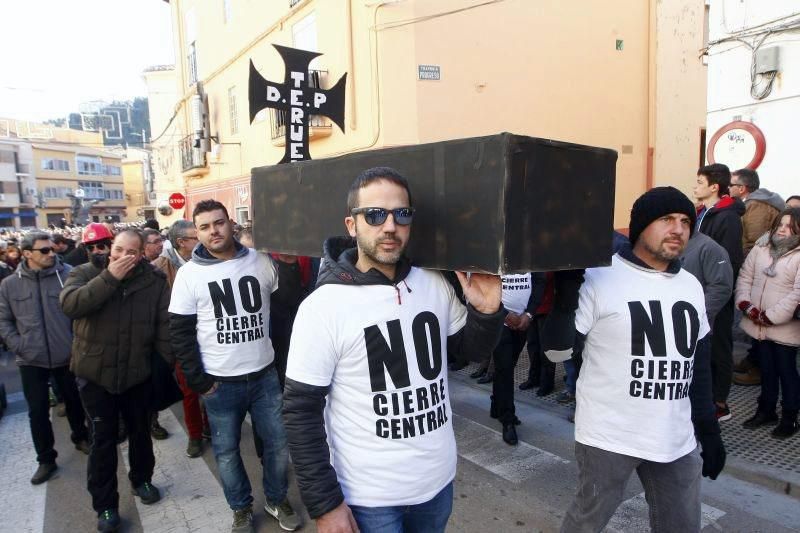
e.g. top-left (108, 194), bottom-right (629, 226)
top-left (60, 259), bottom-right (173, 393)
top-left (735, 243), bottom-right (800, 346)
top-left (0, 259), bottom-right (73, 367)
top-left (742, 189), bottom-right (784, 255)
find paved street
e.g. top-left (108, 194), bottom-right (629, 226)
top-left (1, 351), bottom-right (798, 533)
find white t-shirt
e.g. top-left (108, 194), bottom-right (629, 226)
top-left (169, 248), bottom-right (278, 377)
top-left (286, 267), bottom-right (467, 507)
top-left (501, 273), bottom-right (532, 316)
top-left (574, 254), bottom-right (710, 462)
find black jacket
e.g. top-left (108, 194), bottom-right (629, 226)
top-left (697, 196), bottom-right (745, 277)
top-left (283, 237), bottom-right (505, 519)
top-left (169, 242), bottom-right (302, 394)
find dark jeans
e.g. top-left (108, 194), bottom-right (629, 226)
top-left (561, 443), bottom-right (702, 533)
top-left (526, 315), bottom-right (554, 387)
top-left (757, 340), bottom-right (800, 413)
top-left (350, 481), bottom-right (453, 533)
top-left (80, 379), bottom-right (155, 513)
top-left (711, 299), bottom-right (733, 404)
top-left (19, 365), bottom-right (88, 464)
top-left (492, 327), bottom-right (527, 423)
top-left (203, 367), bottom-right (289, 510)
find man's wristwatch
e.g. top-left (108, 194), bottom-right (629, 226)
top-left (524, 312), bottom-right (533, 320)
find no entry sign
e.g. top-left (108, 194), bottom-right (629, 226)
top-left (169, 193), bottom-right (186, 209)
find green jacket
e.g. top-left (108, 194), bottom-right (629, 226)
top-left (60, 259), bottom-right (173, 394)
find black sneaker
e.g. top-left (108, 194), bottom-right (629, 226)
top-left (469, 368), bottom-right (487, 379)
top-left (75, 439), bottom-right (91, 455)
top-left (519, 379), bottom-right (539, 390)
top-left (97, 509), bottom-right (121, 532)
top-left (132, 482), bottom-right (161, 505)
top-left (186, 438), bottom-right (204, 458)
top-left (30, 462), bottom-right (57, 485)
top-left (151, 420), bottom-right (169, 440)
top-left (716, 404), bottom-right (732, 422)
top-left (502, 422), bottom-right (518, 446)
top-left (264, 499), bottom-right (303, 531)
top-left (231, 506), bottom-right (254, 533)
top-left (742, 411), bottom-right (779, 429)
top-left (476, 372), bottom-right (494, 384)
top-left (771, 419), bottom-right (799, 439)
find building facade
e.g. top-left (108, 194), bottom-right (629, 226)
top-left (0, 118), bottom-right (126, 228)
top-left (122, 147), bottom-right (157, 223)
top-left (151, 0), bottom-right (709, 230)
top-left (705, 1), bottom-right (799, 199)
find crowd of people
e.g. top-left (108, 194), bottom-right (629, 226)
top-left (0, 163), bottom-right (797, 533)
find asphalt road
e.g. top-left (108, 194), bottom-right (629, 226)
top-left (1, 356), bottom-right (798, 533)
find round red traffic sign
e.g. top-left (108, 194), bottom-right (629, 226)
top-left (168, 193), bottom-right (186, 209)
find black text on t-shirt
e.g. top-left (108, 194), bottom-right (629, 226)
top-left (209, 276), bottom-right (266, 345)
top-left (364, 311), bottom-right (449, 440)
top-left (627, 300), bottom-right (700, 401)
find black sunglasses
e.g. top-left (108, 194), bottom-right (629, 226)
top-left (350, 207), bottom-right (414, 226)
top-left (31, 247), bottom-right (54, 255)
top-left (86, 242), bottom-right (109, 252)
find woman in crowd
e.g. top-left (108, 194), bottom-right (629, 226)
top-left (736, 207), bottom-right (800, 439)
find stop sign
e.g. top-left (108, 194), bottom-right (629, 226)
top-left (169, 193), bottom-right (186, 209)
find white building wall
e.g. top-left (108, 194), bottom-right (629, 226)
top-left (706, 0), bottom-right (800, 199)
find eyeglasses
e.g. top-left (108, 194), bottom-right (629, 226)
top-left (31, 247), bottom-right (54, 255)
top-left (350, 207), bottom-right (414, 226)
top-left (86, 243), bottom-right (108, 252)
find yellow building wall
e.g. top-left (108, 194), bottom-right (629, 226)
top-left (158, 0), bottom-right (706, 232)
top-left (123, 160), bottom-right (145, 222)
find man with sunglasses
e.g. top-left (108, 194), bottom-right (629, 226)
top-left (284, 167), bottom-right (504, 533)
top-left (0, 232), bottom-right (90, 485)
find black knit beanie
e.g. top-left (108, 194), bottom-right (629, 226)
top-left (628, 186), bottom-right (696, 246)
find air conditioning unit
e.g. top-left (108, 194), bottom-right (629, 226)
top-left (0, 194), bottom-right (5, 201)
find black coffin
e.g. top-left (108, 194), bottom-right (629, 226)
top-left (251, 133), bottom-right (617, 274)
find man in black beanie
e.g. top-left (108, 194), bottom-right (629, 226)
top-left (561, 186), bottom-right (726, 533)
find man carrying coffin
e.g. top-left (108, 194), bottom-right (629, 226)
top-left (561, 187), bottom-right (726, 532)
top-left (283, 167), bottom-right (505, 533)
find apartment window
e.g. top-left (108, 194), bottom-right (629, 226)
top-left (104, 165), bottom-right (121, 176)
top-left (41, 158), bottom-right (70, 171)
top-left (44, 187), bottom-right (72, 199)
top-left (103, 189), bottom-right (124, 200)
top-left (0, 150), bottom-right (15, 164)
top-left (228, 86), bottom-right (239, 135)
top-left (78, 181), bottom-right (104, 199)
top-left (223, 0), bottom-right (232, 23)
top-left (77, 155), bottom-right (103, 176)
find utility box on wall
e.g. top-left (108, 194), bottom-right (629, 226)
top-left (251, 133), bottom-right (617, 274)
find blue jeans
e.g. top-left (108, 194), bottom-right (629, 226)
top-left (203, 368), bottom-right (289, 510)
top-left (757, 340), bottom-right (800, 412)
top-left (350, 482), bottom-right (453, 533)
top-left (564, 359), bottom-right (577, 394)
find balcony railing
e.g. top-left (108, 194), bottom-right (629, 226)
top-left (180, 135), bottom-right (206, 172)
top-left (270, 69), bottom-right (332, 141)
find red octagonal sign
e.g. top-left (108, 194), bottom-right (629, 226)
top-left (169, 192), bottom-right (186, 209)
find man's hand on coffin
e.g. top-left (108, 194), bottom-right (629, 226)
top-left (455, 272), bottom-right (502, 315)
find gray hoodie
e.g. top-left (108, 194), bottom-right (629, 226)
top-left (746, 188), bottom-right (785, 211)
top-left (680, 233), bottom-right (734, 327)
top-left (0, 259), bottom-right (73, 367)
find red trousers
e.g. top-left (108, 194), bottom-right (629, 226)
top-left (175, 363), bottom-right (208, 440)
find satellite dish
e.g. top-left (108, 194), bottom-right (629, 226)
top-left (74, 189), bottom-right (85, 198)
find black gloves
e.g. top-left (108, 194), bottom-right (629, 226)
top-left (694, 418), bottom-right (726, 480)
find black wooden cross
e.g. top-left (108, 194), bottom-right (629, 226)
top-left (249, 44), bottom-right (347, 164)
